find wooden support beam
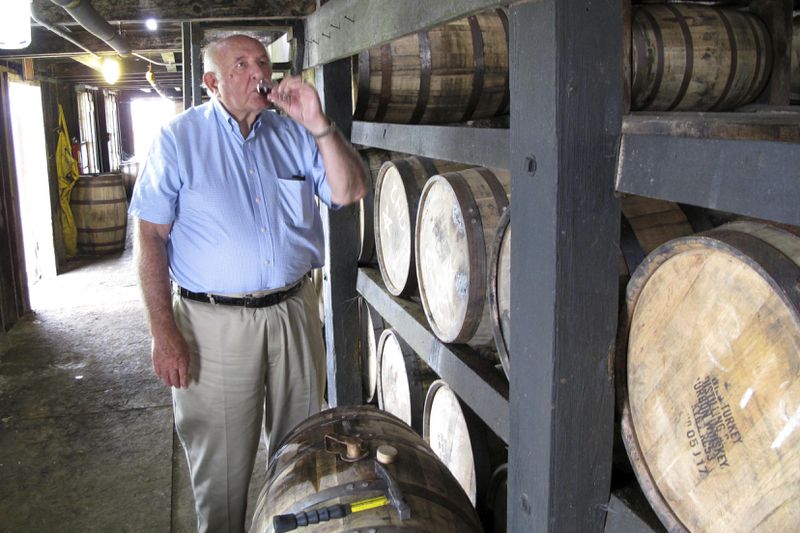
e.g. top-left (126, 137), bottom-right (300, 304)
top-left (508, 1), bottom-right (621, 530)
top-left (318, 58), bottom-right (362, 407)
top-left (30, 0), bottom-right (316, 24)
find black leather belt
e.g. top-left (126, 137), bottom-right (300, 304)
top-left (174, 278), bottom-right (304, 308)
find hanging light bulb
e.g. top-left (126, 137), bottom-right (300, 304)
top-left (102, 58), bottom-right (120, 84)
top-left (0, 0), bottom-right (32, 49)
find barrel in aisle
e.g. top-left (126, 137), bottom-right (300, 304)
top-left (415, 167), bottom-right (510, 347)
top-left (620, 221), bottom-right (800, 532)
top-left (631, 3), bottom-right (772, 111)
top-left (376, 328), bottom-right (436, 434)
top-left (70, 173), bottom-right (128, 255)
top-left (248, 406), bottom-right (483, 533)
top-left (374, 156), bottom-right (472, 297)
top-left (119, 159), bottom-right (139, 200)
top-left (353, 9), bottom-right (509, 124)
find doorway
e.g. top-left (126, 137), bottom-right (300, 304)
top-left (8, 81), bottom-right (57, 292)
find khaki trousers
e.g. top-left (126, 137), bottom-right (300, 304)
top-left (171, 277), bottom-right (325, 533)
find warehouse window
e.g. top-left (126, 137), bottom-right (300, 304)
top-left (104, 90), bottom-right (121, 172)
top-left (76, 88), bottom-right (98, 174)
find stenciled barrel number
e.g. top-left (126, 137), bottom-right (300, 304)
top-left (685, 375), bottom-right (743, 475)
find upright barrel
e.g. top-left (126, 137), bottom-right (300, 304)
top-left (415, 167), bottom-right (510, 347)
top-left (353, 9), bottom-right (509, 124)
top-left (631, 3), bottom-right (772, 111)
top-left (620, 221), bottom-right (800, 532)
top-left (248, 406), bottom-right (483, 533)
top-left (374, 156), bottom-right (471, 297)
top-left (70, 173), bottom-right (128, 255)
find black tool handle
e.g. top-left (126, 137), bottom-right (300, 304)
top-left (273, 504), bottom-right (350, 532)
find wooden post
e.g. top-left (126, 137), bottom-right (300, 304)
top-left (317, 58), bottom-right (362, 407)
top-left (508, 1), bottom-right (621, 530)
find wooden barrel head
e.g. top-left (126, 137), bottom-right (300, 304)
top-left (374, 157), bottom-right (472, 296)
top-left (249, 406), bottom-right (483, 533)
top-left (489, 207), bottom-right (511, 379)
top-left (423, 380), bottom-right (485, 506)
top-left (375, 163), bottom-right (414, 294)
top-left (416, 168), bottom-right (510, 345)
top-left (377, 329), bottom-right (434, 433)
top-left (358, 149), bottom-right (393, 265)
top-left (622, 222), bottom-right (800, 532)
top-left (359, 297), bottom-right (384, 404)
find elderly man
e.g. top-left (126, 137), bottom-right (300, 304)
top-left (129, 34), bottom-right (366, 532)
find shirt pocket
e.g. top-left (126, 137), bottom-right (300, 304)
top-left (276, 176), bottom-right (315, 229)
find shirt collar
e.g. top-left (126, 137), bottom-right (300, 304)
top-left (210, 97), bottom-right (264, 137)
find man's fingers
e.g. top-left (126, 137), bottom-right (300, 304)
top-left (178, 365), bottom-right (189, 389)
top-left (167, 368), bottom-right (180, 388)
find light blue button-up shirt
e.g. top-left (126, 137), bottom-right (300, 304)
top-left (129, 98), bottom-right (334, 294)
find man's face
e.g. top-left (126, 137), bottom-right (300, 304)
top-left (206, 36), bottom-right (272, 120)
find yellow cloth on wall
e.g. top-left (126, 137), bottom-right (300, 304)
top-left (55, 104), bottom-right (79, 257)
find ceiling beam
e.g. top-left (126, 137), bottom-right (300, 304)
top-left (0, 27), bottom-right (185, 59)
top-left (31, 0), bottom-right (315, 24)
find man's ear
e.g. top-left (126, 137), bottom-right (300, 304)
top-left (203, 72), bottom-right (219, 95)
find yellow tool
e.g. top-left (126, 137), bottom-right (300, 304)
top-left (273, 495), bottom-right (390, 532)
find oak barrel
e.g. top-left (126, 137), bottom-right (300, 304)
top-left (620, 221), bottom-right (800, 532)
top-left (488, 207), bottom-right (511, 378)
top-left (358, 149), bottom-right (393, 266)
top-left (70, 173), bottom-right (128, 255)
top-left (376, 328), bottom-right (436, 433)
top-left (423, 380), bottom-right (491, 509)
top-left (618, 195), bottom-right (696, 277)
top-left (631, 4), bottom-right (772, 111)
top-left (119, 159), bottom-right (139, 200)
top-left (488, 197), bottom-right (694, 380)
top-left (374, 156), bottom-right (472, 297)
top-left (359, 297), bottom-right (384, 404)
top-left (415, 167), bottom-right (510, 347)
top-left (353, 9), bottom-right (509, 124)
top-left (248, 405), bottom-right (483, 533)
top-left (486, 463), bottom-right (508, 533)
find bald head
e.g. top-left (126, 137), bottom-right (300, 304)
top-left (202, 35), bottom-right (270, 81)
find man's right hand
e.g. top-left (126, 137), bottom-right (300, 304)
top-left (151, 327), bottom-right (191, 388)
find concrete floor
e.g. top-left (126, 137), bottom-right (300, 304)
top-left (0, 230), bottom-right (267, 532)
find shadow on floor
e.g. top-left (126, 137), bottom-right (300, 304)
top-left (0, 237), bottom-right (267, 532)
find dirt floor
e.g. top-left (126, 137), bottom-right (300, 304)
top-left (0, 228), bottom-right (267, 532)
